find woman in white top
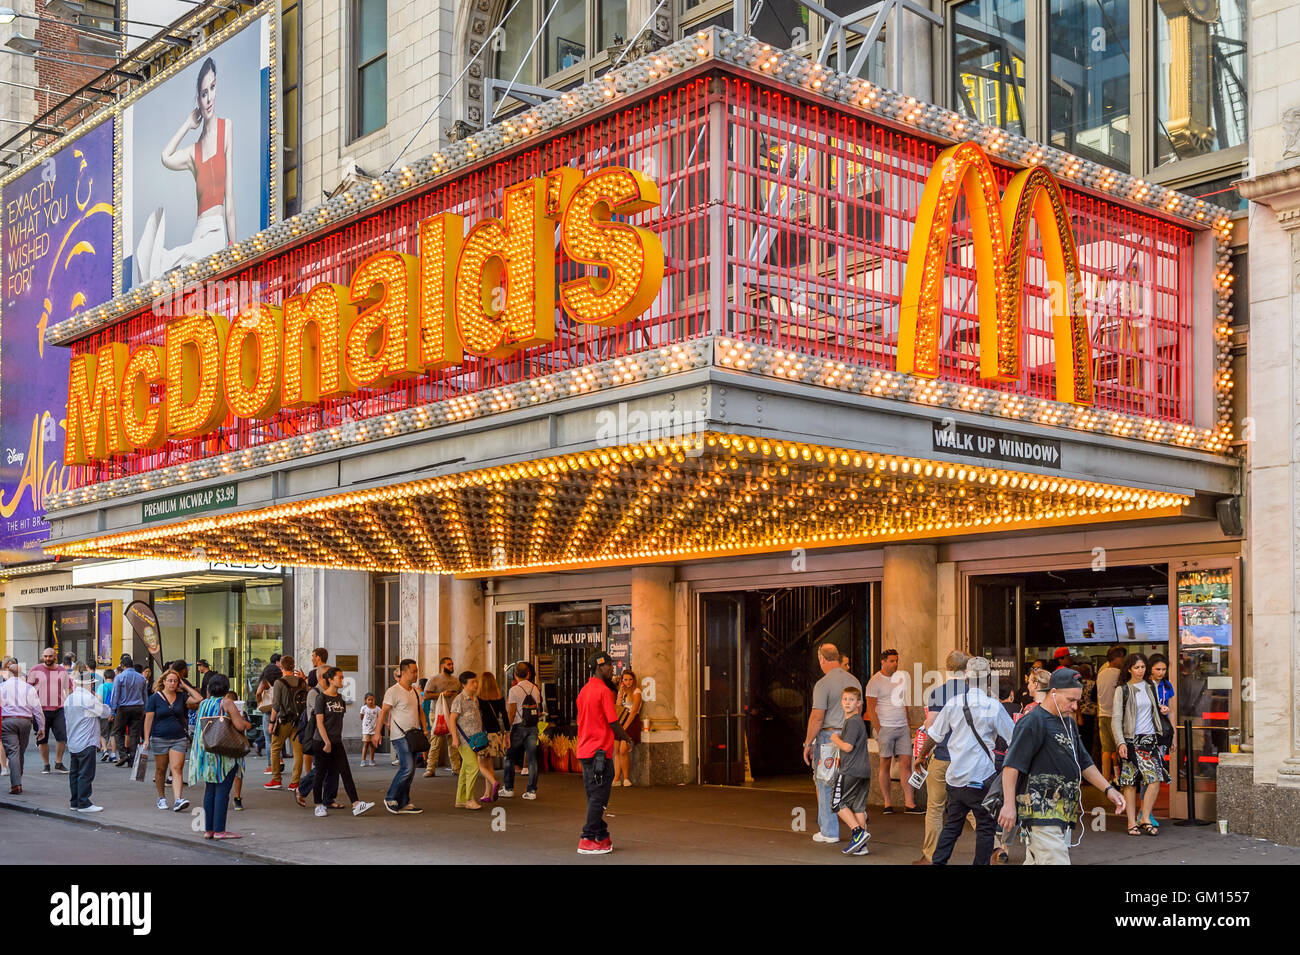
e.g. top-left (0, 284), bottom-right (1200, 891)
top-left (1111, 653), bottom-right (1169, 837)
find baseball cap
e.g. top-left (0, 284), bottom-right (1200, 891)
top-left (588, 650), bottom-right (612, 671)
top-left (1053, 646), bottom-right (1071, 660)
top-left (1049, 667), bottom-right (1083, 690)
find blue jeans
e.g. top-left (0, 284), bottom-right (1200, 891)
top-left (386, 735), bottom-right (416, 806)
top-left (68, 746), bottom-right (97, 808)
top-left (203, 767), bottom-right (236, 834)
top-left (503, 725), bottom-right (538, 793)
top-left (814, 729), bottom-right (838, 838)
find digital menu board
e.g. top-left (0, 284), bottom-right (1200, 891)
top-left (1177, 568), bottom-right (1232, 647)
top-left (1111, 605), bottom-right (1170, 643)
top-left (1060, 608), bottom-right (1119, 643)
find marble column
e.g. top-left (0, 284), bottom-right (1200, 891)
top-left (630, 564), bottom-right (687, 784)
top-left (882, 544), bottom-right (939, 673)
top-left (448, 577), bottom-right (485, 675)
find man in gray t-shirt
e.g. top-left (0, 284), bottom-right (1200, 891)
top-left (802, 643), bottom-right (862, 844)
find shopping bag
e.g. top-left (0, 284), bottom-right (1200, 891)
top-left (815, 742), bottom-right (839, 784)
top-left (132, 745), bottom-right (148, 782)
top-left (432, 694), bottom-right (450, 736)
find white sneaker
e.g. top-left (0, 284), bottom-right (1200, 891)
top-left (78, 805), bottom-right (103, 813)
top-left (0, 766), bottom-right (8, 776)
top-left (811, 832), bottom-right (840, 844)
top-left (157, 798), bottom-right (168, 810)
top-left (499, 789), bottom-right (514, 798)
top-left (353, 801), bottom-right (375, 816)
top-left (522, 791), bottom-right (537, 800)
top-left (314, 805), bottom-right (328, 817)
top-left (622, 779), bottom-right (632, 787)
top-left (391, 758), bottom-right (399, 766)
top-left (520, 767), bottom-right (529, 776)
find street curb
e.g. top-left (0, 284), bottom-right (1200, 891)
top-left (0, 798), bottom-right (294, 865)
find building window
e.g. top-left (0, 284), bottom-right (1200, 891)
top-left (282, 0), bottom-right (302, 216)
top-left (1154, 0), bottom-right (1246, 166)
top-left (371, 575), bottom-right (400, 703)
top-left (351, 0), bottom-right (387, 140)
top-left (952, 0), bottom-right (1027, 137)
top-left (492, 0), bottom-right (624, 116)
top-left (1049, 0), bottom-right (1131, 172)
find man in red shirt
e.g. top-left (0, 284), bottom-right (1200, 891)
top-left (28, 647), bottom-right (72, 774)
top-left (575, 651), bottom-right (632, 855)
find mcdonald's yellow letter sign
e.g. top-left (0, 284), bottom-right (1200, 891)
top-left (898, 142), bottom-right (1093, 405)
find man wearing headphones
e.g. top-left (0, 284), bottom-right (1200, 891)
top-left (999, 668), bottom-right (1126, 864)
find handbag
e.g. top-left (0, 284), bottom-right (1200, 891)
top-left (200, 701), bottom-right (252, 758)
top-left (392, 715), bottom-right (430, 756)
top-left (258, 687), bottom-right (274, 713)
top-left (960, 693), bottom-right (1005, 816)
top-left (432, 694), bottom-right (450, 736)
top-left (458, 722), bottom-right (490, 753)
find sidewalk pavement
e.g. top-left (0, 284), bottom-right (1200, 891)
top-left (3, 746), bottom-right (1297, 864)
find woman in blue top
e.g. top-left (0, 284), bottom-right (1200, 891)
top-left (143, 669), bottom-right (202, 811)
top-left (187, 673), bottom-right (250, 839)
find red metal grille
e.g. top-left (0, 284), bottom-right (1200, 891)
top-left (68, 74), bottom-right (1198, 488)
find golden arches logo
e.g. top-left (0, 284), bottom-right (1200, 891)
top-left (897, 142), bottom-right (1093, 405)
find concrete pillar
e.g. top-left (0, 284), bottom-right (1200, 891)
top-left (630, 564), bottom-right (688, 784)
top-left (449, 577), bottom-right (485, 675)
top-left (935, 561), bottom-right (959, 664)
top-left (882, 544), bottom-right (939, 672)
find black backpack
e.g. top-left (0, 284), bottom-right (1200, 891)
top-left (278, 677), bottom-right (308, 725)
top-left (519, 684), bottom-right (541, 728)
top-left (296, 689), bottom-right (317, 750)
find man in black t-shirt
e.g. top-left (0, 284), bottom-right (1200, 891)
top-left (1000, 668), bottom-right (1126, 864)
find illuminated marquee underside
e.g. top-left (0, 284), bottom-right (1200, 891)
top-left (53, 434), bottom-right (1191, 574)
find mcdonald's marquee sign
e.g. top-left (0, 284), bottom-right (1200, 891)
top-left (65, 145), bottom-right (1094, 465)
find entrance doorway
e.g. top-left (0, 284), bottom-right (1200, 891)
top-left (699, 583), bottom-right (871, 785)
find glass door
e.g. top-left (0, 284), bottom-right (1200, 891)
top-left (700, 592), bottom-right (745, 785)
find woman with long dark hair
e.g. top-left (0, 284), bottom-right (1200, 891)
top-left (186, 673), bottom-right (249, 839)
top-left (1111, 653), bottom-right (1168, 836)
top-left (311, 667), bottom-right (374, 818)
top-left (134, 56), bottom-right (237, 282)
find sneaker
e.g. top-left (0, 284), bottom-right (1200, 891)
top-left (853, 834), bottom-right (872, 856)
top-left (233, 798), bottom-right (243, 811)
top-left (0, 765), bottom-right (7, 776)
top-left (519, 766), bottom-right (529, 776)
top-left (522, 790), bottom-right (537, 800)
top-left (811, 832), bottom-right (840, 844)
top-left (157, 798), bottom-right (168, 810)
top-left (391, 758), bottom-right (399, 766)
top-left (577, 838), bottom-right (608, 855)
top-left (314, 805), bottom-right (328, 817)
top-left (384, 800), bottom-right (400, 814)
top-left (53, 763), bottom-right (68, 774)
top-left (397, 804), bottom-right (423, 814)
top-left (77, 804), bottom-right (104, 813)
top-left (264, 767), bottom-right (272, 774)
top-left (499, 789), bottom-right (515, 798)
top-left (287, 783), bottom-right (298, 792)
top-left (42, 765), bottom-right (51, 774)
top-left (353, 801), bottom-right (375, 816)
top-left (264, 781), bottom-right (283, 790)
top-left (622, 779), bottom-right (632, 787)
top-left (843, 829), bottom-right (871, 855)
top-left (173, 798), bottom-right (189, 812)
top-left (99, 753), bottom-right (111, 762)
top-left (904, 806), bottom-right (925, 815)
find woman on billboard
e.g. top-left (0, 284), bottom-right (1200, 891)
top-left (133, 57), bottom-right (235, 283)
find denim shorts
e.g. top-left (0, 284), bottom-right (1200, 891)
top-left (149, 736), bottom-right (189, 755)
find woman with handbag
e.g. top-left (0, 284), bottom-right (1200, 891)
top-left (1111, 653), bottom-right (1169, 837)
top-left (448, 671), bottom-right (486, 810)
top-left (143, 669), bottom-right (202, 812)
top-left (312, 667), bottom-right (375, 818)
top-left (477, 671), bottom-right (509, 803)
top-left (186, 673), bottom-right (249, 839)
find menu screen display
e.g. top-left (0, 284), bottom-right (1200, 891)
top-left (1177, 568), bottom-right (1232, 647)
top-left (1111, 605), bottom-right (1170, 643)
top-left (1060, 608), bottom-right (1119, 643)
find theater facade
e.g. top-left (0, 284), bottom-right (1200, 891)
top-left (42, 30), bottom-right (1240, 808)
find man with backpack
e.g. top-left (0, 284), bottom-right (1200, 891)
top-left (266, 654), bottom-right (308, 792)
top-left (500, 662), bottom-right (543, 800)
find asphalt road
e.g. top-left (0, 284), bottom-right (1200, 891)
top-left (0, 809), bottom-right (260, 865)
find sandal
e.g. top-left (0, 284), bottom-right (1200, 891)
top-left (1127, 825), bottom-right (1143, 836)
top-left (1138, 823), bottom-right (1159, 836)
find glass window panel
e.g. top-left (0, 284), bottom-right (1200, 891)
top-left (283, 87), bottom-right (299, 151)
top-left (358, 0), bottom-right (386, 63)
top-left (496, 2), bottom-right (535, 82)
top-left (546, 0), bottom-right (587, 76)
top-left (681, 10), bottom-right (732, 37)
top-left (1049, 0), bottom-right (1130, 172)
top-left (752, 1), bottom-right (810, 49)
top-left (952, 0), bottom-right (1027, 137)
top-left (599, 0), bottom-right (627, 52)
top-left (358, 58), bottom-right (386, 137)
top-left (1155, 0), bottom-right (1246, 166)
top-left (282, 4), bottom-right (299, 88)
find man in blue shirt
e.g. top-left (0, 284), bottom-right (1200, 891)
top-left (109, 656), bottom-right (147, 767)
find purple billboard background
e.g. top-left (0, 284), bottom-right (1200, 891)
top-left (0, 120), bottom-right (115, 563)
